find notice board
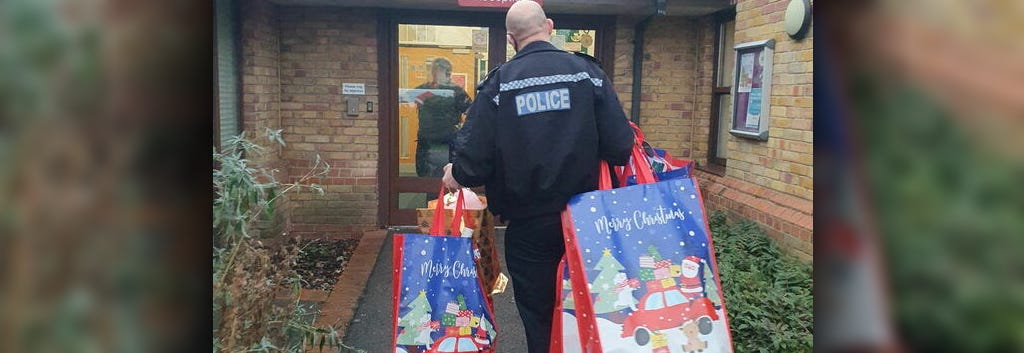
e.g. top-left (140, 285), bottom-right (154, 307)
top-left (729, 39), bottom-right (774, 141)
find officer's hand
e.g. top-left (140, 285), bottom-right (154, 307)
top-left (442, 163), bottom-right (462, 190)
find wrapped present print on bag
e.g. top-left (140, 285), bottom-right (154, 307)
top-left (639, 255), bottom-right (656, 268)
top-left (446, 302), bottom-right (460, 315)
top-left (651, 332), bottom-right (672, 353)
top-left (441, 313), bottom-right (456, 327)
top-left (639, 268), bottom-right (656, 281)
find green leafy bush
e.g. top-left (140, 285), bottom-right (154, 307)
top-left (856, 82), bottom-right (1024, 352)
top-left (213, 130), bottom-right (364, 353)
top-left (709, 212), bottom-right (813, 353)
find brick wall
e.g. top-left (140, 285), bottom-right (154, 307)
top-left (692, 16), bottom-right (716, 164)
top-left (611, 16), bottom-right (703, 160)
top-left (240, 0), bottom-right (287, 236)
top-left (232, 3), bottom-right (812, 252)
top-left (729, 0), bottom-right (814, 202)
top-left (639, 17), bottom-right (701, 159)
top-left (704, 0), bottom-right (813, 261)
top-left (241, 0), bottom-right (281, 159)
top-left (611, 17), bottom-right (636, 118)
top-left (278, 7), bottom-right (380, 238)
top-left (612, 1), bottom-right (813, 261)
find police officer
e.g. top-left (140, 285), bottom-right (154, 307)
top-left (414, 57), bottom-right (471, 177)
top-left (442, 1), bottom-right (633, 351)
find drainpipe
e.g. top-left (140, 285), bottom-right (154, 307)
top-left (630, 0), bottom-right (666, 126)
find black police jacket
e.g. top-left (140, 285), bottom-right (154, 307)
top-left (451, 41), bottom-right (634, 220)
top-left (415, 81), bottom-right (471, 144)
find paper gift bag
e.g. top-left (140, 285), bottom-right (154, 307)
top-left (417, 189), bottom-right (507, 296)
top-left (552, 140), bottom-right (733, 353)
top-left (393, 188), bottom-right (498, 353)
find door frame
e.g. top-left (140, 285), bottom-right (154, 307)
top-left (378, 10), bottom-right (616, 226)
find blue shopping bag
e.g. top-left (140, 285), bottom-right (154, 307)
top-left (392, 188), bottom-right (497, 353)
top-left (554, 155), bottom-right (733, 352)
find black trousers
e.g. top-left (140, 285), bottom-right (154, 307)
top-left (504, 213), bottom-right (566, 353)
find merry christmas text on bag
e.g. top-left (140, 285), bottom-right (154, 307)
top-left (416, 189), bottom-right (508, 296)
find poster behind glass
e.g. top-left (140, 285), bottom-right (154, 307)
top-left (730, 40), bottom-right (773, 140)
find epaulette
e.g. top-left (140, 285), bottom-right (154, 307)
top-left (573, 51), bottom-right (601, 65)
top-left (476, 63), bottom-right (502, 91)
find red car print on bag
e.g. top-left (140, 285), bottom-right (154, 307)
top-left (426, 327), bottom-right (492, 353)
top-left (620, 287), bottom-right (718, 346)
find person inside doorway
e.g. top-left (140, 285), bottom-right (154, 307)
top-left (413, 57), bottom-right (471, 178)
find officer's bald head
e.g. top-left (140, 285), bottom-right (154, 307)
top-left (506, 0), bottom-right (552, 50)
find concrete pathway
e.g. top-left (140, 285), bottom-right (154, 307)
top-left (338, 228), bottom-right (528, 353)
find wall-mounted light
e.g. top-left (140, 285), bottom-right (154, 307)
top-left (784, 0), bottom-right (811, 40)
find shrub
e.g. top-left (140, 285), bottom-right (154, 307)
top-left (709, 212), bottom-right (813, 353)
top-left (213, 130), bottom-right (363, 353)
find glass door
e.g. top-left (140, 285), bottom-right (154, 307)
top-left (383, 13), bottom-right (614, 226)
top-left (395, 24), bottom-right (489, 223)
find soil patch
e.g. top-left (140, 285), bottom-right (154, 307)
top-left (295, 239), bottom-right (360, 291)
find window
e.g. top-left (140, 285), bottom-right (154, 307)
top-left (215, 0), bottom-right (240, 151)
top-left (707, 10), bottom-right (735, 170)
top-left (505, 28), bottom-right (598, 60)
top-left (643, 292), bottom-right (666, 310)
top-left (437, 337), bottom-right (457, 351)
top-left (664, 289), bottom-right (688, 306)
top-left (457, 337), bottom-right (477, 350)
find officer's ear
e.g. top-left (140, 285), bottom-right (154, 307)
top-left (506, 33), bottom-right (518, 51)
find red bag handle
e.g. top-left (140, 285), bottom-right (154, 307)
top-left (429, 185), bottom-right (447, 235)
top-left (629, 121), bottom-right (646, 143)
top-left (629, 122), bottom-right (656, 184)
top-left (549, 256), bottom-right (568, 353)
top-left (429, 186), bottom-right (474, 236)
top-left (598, 161), bottom-right (613, 190)
top-left (452, 189), bottom-right (478, 233)
top-left (601, 125), bottom-right (656, 188)
top-left (631, 141), bottom-right (656, 184)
